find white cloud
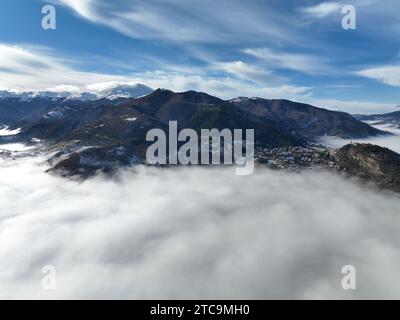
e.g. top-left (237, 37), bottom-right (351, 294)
top-left (3, 43), bottom-right (397, 114)
top-left (320, 122), bottom-right (400, 152)
top-left (256, 85), bottom-right (312, 97)
top-left (301, 2), bottom-right (342, 18)
top-left (213, 61), bottom-right (273, 82)
top-left (46, 85), bottom-right (81, 93)
top-left (0, 44), bottom-right (138, 91)
top-left (304, 97), bottom-right (398, 114)
top-left (356, 65), bottom-right (400, 87)
top-left (0, 43), bottom-right (311, 100)
top-left (132, 70), bottom-right (312, 100)
top-left (57, 0), bottom-right (95, 20)
top-left (1, 158), bottom-right (400, 299)
top-left (50, 0), bottom-right (301, 44)
top-left (244, 48), bottom-right (330, 74)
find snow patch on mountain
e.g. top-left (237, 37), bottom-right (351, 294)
top-left (0, 83), bottom-right (154, 101)
top-left (0, 126), bottom-right (22, 136)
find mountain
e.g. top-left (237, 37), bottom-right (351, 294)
top-left (0, 90), bottom-right (94, 101)
top-left (46, 89), bottom-right (304, 176)
top-left (10, 99), bottom-right (128, 142)
top-left (337, 143), bottom-right (400, 193)
top-left (231, 97), bottom-right (387, 139)
top-left (0, 88), bottom-right (392, 176)
top-left (0, 97), bottom-right (69, 126)
top-left (355, 111), bottom-right (400, 128)
top-left (0, 90), bottom-right (19, 99)
top-left (130, 89), bottom-right (302, 144)
top-left (101, 83), bottom-right (154, 100)
top-left (0, 83), bottom-right (153, 102)
top-left (0, 85), bottom-right (153, 138)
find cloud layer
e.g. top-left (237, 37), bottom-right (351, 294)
top-left (52, 0), bottom-right (299, 44)
top-left (1, 156), bottom-right (400, 299)
top-left (2, 1), bottom-right (400, 114)
top-left (356, 65), bottom-right (400, 87)
top-left (320, 122), bottom-right (400, 152)
top-left (0, 44), bottom-right (136, 91)
top-left (0, 43), bottom-right (312, 100)
top-left (301, 2), bottom-right (342, 19)
top-left (1, 42), bottom-right (396, 114)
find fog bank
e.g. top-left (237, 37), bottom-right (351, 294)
top-left (320, 122), bottom-right (400, 153)
top-left (1, 157), bottom-right (400, 299)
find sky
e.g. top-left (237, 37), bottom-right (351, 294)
top-left (0, 0), bottom-right (400, 113)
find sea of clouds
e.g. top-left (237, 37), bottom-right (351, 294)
top-left (1, 155), bottom-right (400, 299)
top-left (320, 122), bottom-right (400, 153)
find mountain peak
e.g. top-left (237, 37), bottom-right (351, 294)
top-left (337, 143), bottom-right (400, 192)
top-left (105, 83), bottom-right (153, 100)
top-left (143, 89), bottom-right (226, 107)
top-left (0, 83), bottom-right (154, 102)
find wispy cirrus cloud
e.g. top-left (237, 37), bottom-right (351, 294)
top-left (243, 48), bottom-right (331, 74)
top-left (0, 0), bottom-right (387, 115)
top-left (0, 44), bottom-right (135, 91)
top-left (2, 42), bottom-right (398, 114)
top-left (51, 0), bottom-right (301, 44)
top-left (0, 43), bottom-right (312, 100)
top-left (356, 65), bottom-right (400, 87)
top-left (212, 61), bottom-right (275, 83)
top-left (301, 2), bottom-right (342, 18)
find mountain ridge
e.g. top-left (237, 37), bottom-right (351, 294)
top-left (0, 83), bottom-right (153, 102)
top-left (337, 143), bottom-right (400, 193)
top-left (0, 88), bottom-right (393, 177)
top-left (355, 110), bottom-right (400, 128)
top-left (231, 97), bottom-right (387, 139)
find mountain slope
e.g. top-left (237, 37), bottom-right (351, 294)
top-left (0, 97), bottom-right (65, 126)
top-left (337, 143), bottom-right (400, 192)
top-left (44, 90), bottom-right (304, 175)
top-left (57, 89), bottom-right (301, 147)
top-left (0, 88), bottom-right (393, 177)
top-left (230, 98), bottom-right (387, 139)
top-left (356, 110), bottom-right (400, 128)
top-left (129, 89), bottom-right (303, 146)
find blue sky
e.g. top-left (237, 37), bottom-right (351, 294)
top-left (1, 0), bottom-right (400, 113)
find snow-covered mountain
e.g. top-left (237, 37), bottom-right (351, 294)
top-left (0, 83), bottom-right (154, 101)
top-left (102, 83), bottom-right (154, 100)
